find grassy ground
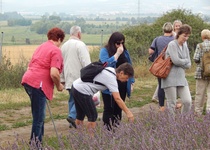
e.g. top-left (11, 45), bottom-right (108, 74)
top-left (0, 48), bottom-right (197, 148)
top-left (0, 63), bottom-right (197, 131)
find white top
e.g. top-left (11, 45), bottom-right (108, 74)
top-left (73, 67), bottom-right (118, 96)
top-left (60, 37), bottom-right (91, 89)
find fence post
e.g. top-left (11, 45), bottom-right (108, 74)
top-left (0, 32), bottom-right (4, 64)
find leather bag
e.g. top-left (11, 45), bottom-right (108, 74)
top-left (149, 46), bottom-right (172, 78)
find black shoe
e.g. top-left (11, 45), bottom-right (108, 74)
top-left (66, 117), bottom-right (77, 128)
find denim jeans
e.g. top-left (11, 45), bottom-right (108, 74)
top-left (68, 89), bottom-right (76, 119)
top-left (23, 84), bottom-right (46, 143)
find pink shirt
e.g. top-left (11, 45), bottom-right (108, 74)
top-left (21, 40), bottom-right (63, 100)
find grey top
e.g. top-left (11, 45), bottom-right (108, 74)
top-left (161, 40), bottom-right (191, 89)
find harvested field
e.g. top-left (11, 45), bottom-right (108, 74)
top-left (2, 45), bottom-right (100, 65)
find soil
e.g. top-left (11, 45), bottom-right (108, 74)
top-left (0, 102), bottom-right (159, 147)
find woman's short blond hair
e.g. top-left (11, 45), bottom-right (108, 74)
top-left (162, 22), bottom-right (173, 33)
top-left (201, 29), bottom-right (210, 39)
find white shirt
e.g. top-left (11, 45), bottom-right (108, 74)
top-left (73, 67), bottom-right (118, 96)
top-left (60, 36), bottom-right (91, 89)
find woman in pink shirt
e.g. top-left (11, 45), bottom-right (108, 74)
top-left (21, 27), bottom-right (65, 145)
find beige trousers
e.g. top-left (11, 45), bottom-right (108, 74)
top-left (194, 79), bottom-right (210, 115)
top-left (164, 86), bottom-right (192, 116)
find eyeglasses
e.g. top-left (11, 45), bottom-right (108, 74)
top-left (116, 41), bottom-right (124, 45)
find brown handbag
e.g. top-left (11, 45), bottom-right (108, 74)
top-left (149, 46), bottom-right (172, 78)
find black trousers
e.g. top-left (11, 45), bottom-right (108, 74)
top-left (102, 80), bottom-right (127, 129)
top-left (158, 78), bottom-right (165, 107)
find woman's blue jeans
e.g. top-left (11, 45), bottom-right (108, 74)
top-left (23, 84), bottom-right (46, 143)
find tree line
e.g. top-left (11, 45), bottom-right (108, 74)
top-left (122, 9), bottom-right (210, 62)
top-left (1, 9), bottom-right (210, 63)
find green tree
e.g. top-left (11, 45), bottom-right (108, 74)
top-left (49, 15), bottom-right (61, 24)
top-left (11, 36), bottom-right (15, 44)
top-left (122, 9), bottom-right (210, 62)
top-left (30, 15), bottom-right (59, 34)
top-left (75, 17), bottom-right (86, 25)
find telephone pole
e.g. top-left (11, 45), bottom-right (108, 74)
top-left (137, 0), bottom-right (141, 23)
top-left (0, 0), bottom-right (2, 14)
top-left (0, 1), bottom-right (2, 63)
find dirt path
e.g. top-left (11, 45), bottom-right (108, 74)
top-left (0, 103), bottom-right (158, 146)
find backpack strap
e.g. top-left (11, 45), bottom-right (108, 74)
top-left (104, 68), bottom-right (116, 76)
top-left (199, 43), bottom-right (203, 50)
top-left (93, 68), bottom-right (116, 86)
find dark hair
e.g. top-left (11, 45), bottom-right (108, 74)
top-left (116, 62), bottom-right (134, 77)
top-left (47, 27), bottom-right (65, 42)
top-left (176, 24), bottom-right (192, 39)
top-left (105, 32), bottom-right (127, 56)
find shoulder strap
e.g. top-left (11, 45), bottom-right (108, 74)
top-left (93, 68), bottom-right (116, 86)
top-left (199, 43), bottom-right (203, 50)
top-left (104, 68), bottom-right (116, 76)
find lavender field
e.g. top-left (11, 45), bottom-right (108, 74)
top-left (1, 108), bottom-right (209, 150)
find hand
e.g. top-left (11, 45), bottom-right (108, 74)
top-left (131, 83), bottom-right (134, 92)
top-left (57, 83), bottom-right (64, 92)
top-left (116, 45), bottom-right (124, 55)
top-left (127, 111), bottom-right (134, 122)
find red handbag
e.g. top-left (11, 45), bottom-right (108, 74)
top-left (149, 46), bottom-right (172, 78)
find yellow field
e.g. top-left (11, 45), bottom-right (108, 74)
top-left (2, 45), bottom-right (37, 64)
top-left (2, 45), bottom-right (99, 65)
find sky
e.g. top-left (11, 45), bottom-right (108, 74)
top-left (2, 0), bottom-right (210, 16)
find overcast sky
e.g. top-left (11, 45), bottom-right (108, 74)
top-left (2, 0), bottom-right (210, 16)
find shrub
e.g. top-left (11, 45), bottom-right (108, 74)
top-left (0, 56), bottom-right (28, 90)
top-left (123, 9), bottom-right (210, 63)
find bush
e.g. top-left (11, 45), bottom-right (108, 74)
top-left (123, 9), bottom-right (210, 63)
top-left (0, 56), bottom-right (28, 90)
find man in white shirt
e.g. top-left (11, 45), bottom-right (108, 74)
top-left (60, 25), bottom-right (91, 128)
top-left (72, 62), bottom-right (134, 133)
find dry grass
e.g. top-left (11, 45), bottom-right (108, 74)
top-left (2, 45), bottom-right (37, 65)
top-left (2, 45), bottom-right (100, 65)
top-left (0, 88), bottom-right (29, 104)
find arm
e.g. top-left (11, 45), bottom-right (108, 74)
top-left (167, 42), bottom-right (189, 67)
top-left (99, 47), bottom-right (123, 67)
top-left (50, 67), bottom-right (64, 91)
top-left (148, 48), bottom-right (155, 55)
top-left (148, 37), bottom-right (157, 55)
top-left (193, 44), bottom-right (201, 64)
top-left (60, 70), bottom-right (65, 84)
top-left (182, 47), bottom-right (191, 69)
top-left (112, 92), bottom-right (134, 122)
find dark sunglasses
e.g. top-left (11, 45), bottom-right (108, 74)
top-left (116, 41), bottom-right (124, 45)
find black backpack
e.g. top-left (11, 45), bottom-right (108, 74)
top-left (80, 61), bottom-right (113, 85)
